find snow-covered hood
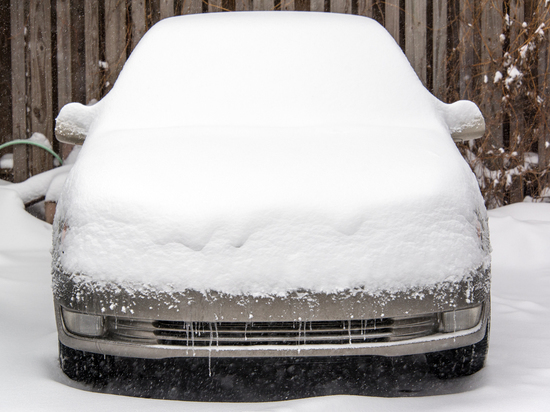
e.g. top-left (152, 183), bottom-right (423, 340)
top-left (53, 12), bottom-right (490, 296)
top-left (55, 125), bottom-right (489, 296)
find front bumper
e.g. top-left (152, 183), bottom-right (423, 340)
top-left (53, 268), bottom-right (490, 359)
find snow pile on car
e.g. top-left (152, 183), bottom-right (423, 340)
top-left (54, 12), bottom-right (490, 296)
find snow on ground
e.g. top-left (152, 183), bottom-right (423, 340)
top-left (1, 183), bottom-right (549, 410)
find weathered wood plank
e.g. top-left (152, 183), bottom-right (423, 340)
top-left (0, 3), bottom-right (11, 147)
top-left (537, 1), bottom-right (549, 195)
top-left (480, 0), bottom-right (503, 150)
top-left (10, 0), bottom-right (28, 181)
top-left (235, 0), bottom-right (252, 10)
top-left (459, 0), bottom-right (474, 100)
top-left (209, 0), bottom-right (223, 12)
top-left (253, 0), bottom-right (275, 10)
top-left (405, 0), bottom-right (427, 86)
top-left (281, 0), bottom-right (294, 11)
top-left (433, 0), bottom-right (447, 99)
top-left (85, 0), bottom-right (100, 105)
top-left (131, 0), bottom-right (147, 50)
top-left (58, 0), bottom-right (77, 159)
top-left (105, 0), bottom-right (127, 94)
top-left (70, 0), bottom-right (86, 105)
top-left (29, 0), bottom-right (53, 176)
top-left (160, 0), bottom-right (175, 18)
top-left (309, 0), bottom-right (323, 11)
top-left (357, 0), bottom-right (373, 17)
top-left (384, 0), bottom-right (400, 45)
top-left (330, 0), bottom-right (351, 14)
top-left (508, 0), bottom-right (525, 202)
top-left (182, 0), bottom-right (204, 13)
top-left (57, 0), bottom-right (72, 109)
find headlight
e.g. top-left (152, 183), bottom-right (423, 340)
top-left (61, 307), bottom-right (105, 337)
top-left (439, 305), bottom-right (482, 333)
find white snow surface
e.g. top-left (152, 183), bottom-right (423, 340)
top-left (7, 165), bottom-right (73, 204)
top-left (1, 186), bottom-right (549, 410)
top-left (55, 12), bottom-right (488, 296)
top-left (59, 126), bottom-right (487, 295)
top-left (0, 153), bottom-right (13, 169)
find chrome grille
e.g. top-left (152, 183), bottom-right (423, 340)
top-left (107, 315), bottom-right (438, 347)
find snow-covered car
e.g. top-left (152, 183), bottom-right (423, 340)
top-left (52, 12), bottom-right (490, 398)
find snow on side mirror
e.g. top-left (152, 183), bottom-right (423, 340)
top-left (442, 100), bottom-right (486, 143)
top-left (55, 102), bottom-right (98, 145)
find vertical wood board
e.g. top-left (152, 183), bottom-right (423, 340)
top-left (508, 0), bottom-right (525, 202)
top-left (405, 0), bottom-right (427, 86)
top-left (10, 0), bottom-right (26, 142)
top-left (357, 0), bottom-right (374, 17)
top-left (182, 0), bottom-right (204, 13)
top-left (480, 0), bottom-right (503, 149)
top-left (459, 0), bottom-right (474, 99)
top-left (330, 0), bottom-right (351, 13)
top-left (537, 2), bottom-right (550, 190)
top-left (235, 0), bottom-right (253, 10)
top-left (310, 0), bottom-right (323, 11)
top-left (384, 0), bottom-right (400, 45)
top-left (433, 0), bottom-right (447, 99)
top-left (10, 0), bottom-right (27, 181)
top-left (131, 0), bottom-right (147, 50)
top-left (160, 0), bottom-right (175, 17)
top-left (105, 0), bottom-right (127, 93)
top-left (56, 0), bottom-right (72, 109)
top-left (253, 0), bottom-right (275, 10)
top-left (209, 0), bottom-right (223, 12)
top-left (281, 0), bottom-right (295, 11)
top-left (29, 0), bottom-right (53, 175)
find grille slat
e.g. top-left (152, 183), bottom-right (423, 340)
top-left (154, 331), bottom-right (394, 343)
top-left (107, 314), bottom-right (438, 347)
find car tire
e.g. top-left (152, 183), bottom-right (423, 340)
top-left (426, 325), bottom-right (489, 379)
top-left (58, 342), bottom-right (110, 385)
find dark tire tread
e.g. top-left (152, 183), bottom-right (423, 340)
top-left (426, 327), bottom-right (489, 379)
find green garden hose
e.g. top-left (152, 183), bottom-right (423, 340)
top-left (0, 139), bottom-right (63, 165)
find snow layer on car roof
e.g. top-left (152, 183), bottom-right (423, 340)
top-left (84, 12), bottom-right (448, 135)
top-left (55, 12), bottom-right (490, 296)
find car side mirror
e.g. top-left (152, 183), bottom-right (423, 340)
top-left (55, 102), bottom-right (99, 145)
top-left (443, 100), bottom-right (486, 143)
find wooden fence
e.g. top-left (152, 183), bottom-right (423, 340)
top-left (0, 1), bottom-right (549, 206)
